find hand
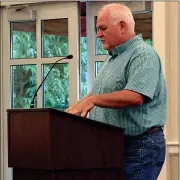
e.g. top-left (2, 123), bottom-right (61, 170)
top-left (65, 96), bottom-right (95, 118)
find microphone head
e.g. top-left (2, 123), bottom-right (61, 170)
top-left (66, 55), bottom-right (73, 59)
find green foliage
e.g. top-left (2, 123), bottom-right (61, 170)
top-left (12, 65), bottom-right (37, 108)
top-left (12, 31), bottom-right (36, 59)
top-left (43, 34), bottom-right (68, 57)
top-left (144, 39), bottom-right (153, 46)
top-left (80, 37), bottom-right (87, 98)
top-left (96, 38), bottom-right (108, 55)
top-left (43, 64), bottom-right (69, 110)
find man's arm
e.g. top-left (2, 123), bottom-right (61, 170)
top-left (79, 92), bottom-right (92, 102)
top-left (65, 89), bottom-right (144, 117)
top-left (91, 89), bottom-right (144, 108)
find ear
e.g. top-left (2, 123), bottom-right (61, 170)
top-left (119, 21), bottom-right (126, 34)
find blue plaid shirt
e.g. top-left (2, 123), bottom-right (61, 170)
top-left (89, 34), bottom-right (167, 136)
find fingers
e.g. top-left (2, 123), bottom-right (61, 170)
top-left (81, 110), bottom-right (88, 118)
top-left (65, 99), bottom-right (94, 118)
top-left (65, 108), bottom-right (80, 115)
top-left (65, 105), bottom-right (82, 116)
top-left (80, 105), bottom-right (93, 117)
top-left (65, 106), bottom-right (88, 118)
top-left (65, 108), bottom-right (70, 113)
top-left (65, 104), bottom-right (77, 113)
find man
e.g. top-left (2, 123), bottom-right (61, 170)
top-left (66, 3), bottom-right (167, 180)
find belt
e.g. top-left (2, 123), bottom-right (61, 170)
top-left (125, 126), bottom-right (163, 139)
top-left (141, 126), bottom-right (163, 136)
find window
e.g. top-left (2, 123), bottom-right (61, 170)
top-left (133, 11), bottom-right (152, 45)
top-left (41, 19), bottom-right (68, 58)
top-left (3, 2), bottom-right (79, 111)
top-left (11, 65), bottom-right (37, 108)
top-left (95, 61), bottom-right (103, 76)
top-left (11, 21), bottom-right (37, 59)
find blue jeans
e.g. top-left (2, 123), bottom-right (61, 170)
top-left (123, 130), bottom-right (166, 180)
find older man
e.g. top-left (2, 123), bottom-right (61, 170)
top-left (66, 3), bottom-right (167, 180)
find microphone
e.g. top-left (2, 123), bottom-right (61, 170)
top-left (30, 55), bottom-right (73, 108)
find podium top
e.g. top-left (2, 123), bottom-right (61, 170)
top-left (7, 108), bottom-right (124, 132)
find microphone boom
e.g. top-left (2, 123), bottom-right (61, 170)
top-left (30, 55), bottom-right (73, 108)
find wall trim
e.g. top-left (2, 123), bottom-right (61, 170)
top-left (0, 6), bottom-right (3, 180)
top-left (178, 2), bottom-right (180, 179)
top-left (167, 142), bottom-right (179, 155)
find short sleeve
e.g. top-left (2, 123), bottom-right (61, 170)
top-left (124, 52), bottom-right (160, 100)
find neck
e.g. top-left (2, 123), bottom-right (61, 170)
top-left (108, 32), bottom-right (136, 53)
top-left (123, 32), bottom-right (136, 43)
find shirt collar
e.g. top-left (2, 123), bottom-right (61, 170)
top-left (110, 34), bottom-right (143, 58)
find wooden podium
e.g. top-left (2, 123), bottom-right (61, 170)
top-left (7, 108), bottom-right (124, 180)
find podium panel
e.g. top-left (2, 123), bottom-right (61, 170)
top-left (7, 108), bottom-right (124, 180)
top-left (13, 168), bottom-right (124, 180)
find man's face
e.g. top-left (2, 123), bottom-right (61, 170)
top-left (96, 11), bottom-right (122, 52)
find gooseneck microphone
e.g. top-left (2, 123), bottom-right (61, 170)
top-left (30, 55), bottom-right (73, 108)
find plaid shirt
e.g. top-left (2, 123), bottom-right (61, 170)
top-left (89, 34), bottom-right (167, 136)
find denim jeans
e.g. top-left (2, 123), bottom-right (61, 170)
top-left (123, 130), bottom-right (166, 180)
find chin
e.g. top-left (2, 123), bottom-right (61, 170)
top-left (102, 44), bottom-right (109, 50)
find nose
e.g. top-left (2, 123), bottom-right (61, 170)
top-left (96, 30), bottom-right (103, 38)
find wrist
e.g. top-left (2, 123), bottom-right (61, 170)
top-left (88, 95), bottom-right (97, 106)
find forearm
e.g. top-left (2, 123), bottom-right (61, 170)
top-left (65, 90), bottom-right (144, 117)
top-left (91, 90), bottom-right (144, 108)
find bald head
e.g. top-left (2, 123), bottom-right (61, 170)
top-left (98, 3), bottom-right (135, 33)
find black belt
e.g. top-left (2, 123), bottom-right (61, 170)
top-left (125, 126), bottom-right (163, 139)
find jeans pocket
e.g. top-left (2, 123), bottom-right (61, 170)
top-left (152, 134), bottom-right (166, 175)
top-left (124, 148), bottom-right (142, 179)
top-left (152, 131), bottom-right (165, 141)
top-left (153, 141), bottom-right (165, 161)
top-left (125, 148), bottom-right (142, 164)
